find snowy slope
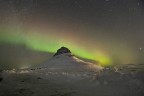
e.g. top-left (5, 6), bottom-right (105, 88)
top-left (32, 53), bottom-right (103, 72)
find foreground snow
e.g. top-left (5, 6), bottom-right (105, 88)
top-left (0, 64), bottom-right (144, 96)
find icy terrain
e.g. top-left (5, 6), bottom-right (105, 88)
top-left (0, 50), bottom-right (144, 96)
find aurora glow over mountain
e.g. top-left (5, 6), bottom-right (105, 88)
top-left (0, 0), bottom-right (144, 67)
top-left (0, 30), bottom-right (112, 66)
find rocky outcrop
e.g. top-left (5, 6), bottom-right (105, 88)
top-left (54, 47), bottom-right (71, 56)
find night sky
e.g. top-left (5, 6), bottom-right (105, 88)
top-left (0, 0), bottom-right (144, 68)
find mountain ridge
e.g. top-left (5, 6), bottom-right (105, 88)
top-left (32, 47), bottom-right (103, 72)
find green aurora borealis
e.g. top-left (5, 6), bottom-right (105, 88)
top-left (0, 28), bottom-right (139, 66)
top-left (0, 30), bottom-right (112, 66)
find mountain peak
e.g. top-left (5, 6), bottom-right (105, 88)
top-left (54, 47), bottom-right (71, 56)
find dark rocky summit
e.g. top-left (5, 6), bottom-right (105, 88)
top-left (54, 47), bottom-right (71, 56)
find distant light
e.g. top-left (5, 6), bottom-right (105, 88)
top-left (20, 65), bottom-right (30, 69)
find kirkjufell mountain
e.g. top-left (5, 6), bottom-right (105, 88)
top-left (33, 47), bottom-right (103, 72)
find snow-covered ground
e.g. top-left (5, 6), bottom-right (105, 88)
top-left (0, 54), bottom-right (144, 96)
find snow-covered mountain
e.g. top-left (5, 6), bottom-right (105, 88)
top-left (32, 47), bottom-right (103, 72)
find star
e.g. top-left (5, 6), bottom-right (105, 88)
top-left (139, 48), bottom-right (142, 51)
top-left (138, 2), bottom-right (140, 6)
